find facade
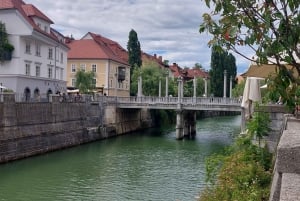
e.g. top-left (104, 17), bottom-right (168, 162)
top-left (0, 0), bottom-right (69, 100)
top-left (67, 32), bottom-right (130, 97)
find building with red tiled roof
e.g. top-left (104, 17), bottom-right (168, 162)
top-left (0, 0), bottom-right (69, 99)
top-left (169, 63), bottom-right (209, 81)
top-left (66, 32), bottom-right (130, 96)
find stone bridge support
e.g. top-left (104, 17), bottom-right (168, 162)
top-left (183, 111), bottom-right (197, 139)
top-left (176, 110), bottom-right (184, 140)
top-left (176, 110), bottom-right (197, 140)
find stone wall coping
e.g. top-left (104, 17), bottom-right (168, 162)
top-left (280, 173), bottom-right (300, 201)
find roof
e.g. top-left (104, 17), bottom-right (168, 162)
top-left (241, 64), bottom-right (299, 78)
top-left (0, 0), bottom-right (66, 47)
top-left (169, 63), bottom-right (209, 80)
top-left (142, 53), bottom-right (168, 69)
top-left (67, 32), bottom-right (129, 66)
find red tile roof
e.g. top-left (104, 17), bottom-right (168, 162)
top-left (0, 0), bottom-right (66, 47)
top-left (22, 4), bottom-right (53, 23)
top-left (169, 63), bottom-right (209, 80)
top-left (141, 53), bottom-right (168, 69)
top-left (67, 32), bottom-right (129, 65)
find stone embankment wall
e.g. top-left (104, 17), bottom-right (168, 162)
top-left (269, 116), bottom-right (300, 201)
top-left (0, 96), bottom-right (152, 163)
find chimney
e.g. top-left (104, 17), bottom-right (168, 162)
top-left (154, 54), bottom-right (157, 58)
top-left (173, 63), bottom-right (177, 67)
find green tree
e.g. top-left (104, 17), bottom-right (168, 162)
top-left (199, 0), bottom-right (300, 106)
top-left (127, 29), bottom-right (142, 81)
top-left (75, 70), bottom-right (95, 93)
top-left (0, 21), bottom-right (14, 61)
top-left (210, 46), bottom-right (236, 97)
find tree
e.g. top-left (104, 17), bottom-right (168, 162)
top-left (210, 46), bottom-right (237, 97)
top-left (199, 0), bottom-right (300, 106)
top-left (0, 21), bottom-right (14, 61)
top-left (127, 29), bottom-right (142, 77)
top-left (75, 70), bottom-right (95, 93)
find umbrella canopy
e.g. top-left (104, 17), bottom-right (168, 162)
top-left (0, 85), bottom-right (7, 89)
top-left (241, 77), bottom-right (264, 119)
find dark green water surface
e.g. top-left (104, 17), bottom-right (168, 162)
top-left (0, 116), bottom-right (241, 201)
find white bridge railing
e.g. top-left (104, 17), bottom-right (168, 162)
top-left (105, 96), bottom-right (242, 111)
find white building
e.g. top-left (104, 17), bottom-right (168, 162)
top-left (0, 0), bottom-right (68, 101)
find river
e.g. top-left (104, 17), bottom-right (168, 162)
top-left (0, 115), bottom-right (241, 201)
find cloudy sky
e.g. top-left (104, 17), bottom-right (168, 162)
top-left (26, 0), bottom-right (251, 74)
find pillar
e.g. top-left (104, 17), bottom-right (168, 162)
top-left (183, 111), bottom-right (196, 139)
top-left (241, 108), bottom-right (246, 133)
top-left (165, 75), bottom-right (169, 97)
top-left (223, 70), bottom-right (227, 98)
top-left (204, 78), bottom-right (208, 97)
top-left (159, 79), bottom-right (161, 97)
top-left (176, 110), bottom-right (184, 140)
top-left (177, 77), bottom-right (182, 103)
top-left (193, 77), bottom-right (197, 98)
top-left (137, 75), bottom-right (142, 97)
top-left (230, 75), bottom-right (233, 98)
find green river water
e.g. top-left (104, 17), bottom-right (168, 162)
top-left (0, 115), bottom-right (241, 201)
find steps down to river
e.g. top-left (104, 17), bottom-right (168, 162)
top-left (270, 116), bottom-right (300, 201)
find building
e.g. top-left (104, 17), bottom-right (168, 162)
top-left (0, 0), bottom-right (69, 100)
top-left (169, 63), bottom-right (209, 81)
top-left (66, 32), bottom-right (130, 97)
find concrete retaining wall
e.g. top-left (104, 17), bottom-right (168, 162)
top-left (269, 116), bottom-right (300, 201)
top-left (0, 100), bottom-right (153, 163)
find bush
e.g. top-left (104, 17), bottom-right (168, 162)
top-left (199, 133), bottom-right (273, 201)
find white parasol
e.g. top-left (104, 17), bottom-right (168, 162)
top-left (241, 77), bottom-right (264, 119)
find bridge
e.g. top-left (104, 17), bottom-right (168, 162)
top-left (102, 96), bottom-right (245, 140)
top-left (114, 96), bottom-right (241, 111)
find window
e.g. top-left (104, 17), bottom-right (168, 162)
top-left (36, 65), bottom-right (40, 77)
top-left (80, 64), bottom-right (86, 72)
top-left (48, 48), bottom-right (53, 59)
top-left (92, 64), bottom-right (97, 72)
top-left (25, 63), bottom-right (30, 75)
top-left (71, 64), bottom-right (76, 73)
top-left (48, 67), bottom-right (53, 78)
top-left (44, 26), bottom-right (48, 32)
top-left (25, 42), bottom-right (31, 54)
top-left (35, 43), bottom-right (41, 56)
top-left (60, 69), bottom-right (63, 80)
top-left (60, 52), bottom-right (63, 63)
top-left (72, 79), bottom-right (76, 87)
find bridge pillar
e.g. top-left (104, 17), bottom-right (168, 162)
top-left (183, 111), bottom-right (196, 139)
top-left (223, 70), bottom-right (227, 98)
top-left (176, 110), bottom-right (184, 140)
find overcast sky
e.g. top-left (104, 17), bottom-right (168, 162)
top-left (26, 0), bottom-right (251, 74)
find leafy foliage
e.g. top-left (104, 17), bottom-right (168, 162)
top-left (210, 46), bottom-right (237, 97)
top-left (75, 70), bottom-right (95, 93)
top-left (199, 131), bottom-right (273, 201)
top-left (0, 21), bottom-right (14, 61)
top-left (247, 109), bottom-right (271, 146)
top-left (232, 80), bottom-right (245, 98)
top-left (200, 0), bottom-right (300, 107)
top-left (127, 29), bottom-right (142, 86)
